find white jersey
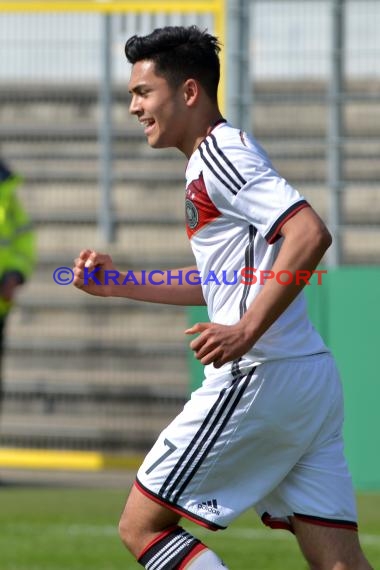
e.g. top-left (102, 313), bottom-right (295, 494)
top-left (185, 120), bottom-right (328, 373)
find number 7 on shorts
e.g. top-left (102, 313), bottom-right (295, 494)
top-left (145, 438), bottom-right (177, 475)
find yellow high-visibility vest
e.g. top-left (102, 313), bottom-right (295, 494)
top-left (0, 162), bottom-right (36, 317)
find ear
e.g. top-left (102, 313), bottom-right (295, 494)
top-left (183, 78), bottom-right (200, 107)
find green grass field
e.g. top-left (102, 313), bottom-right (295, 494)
top-left (0, 487), bottom-right (378, 569)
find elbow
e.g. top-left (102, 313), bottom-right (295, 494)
top-left (315, 225), bottom-right (332, 256)
top-left (321, 226), bottom-right (332, 249)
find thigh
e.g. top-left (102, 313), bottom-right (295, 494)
top-left (122, 483), bottom-right (180, 531)
top-left (292, 516), bottom-right (372, 569)
top-left (120, 483), bottom-right (181, 557)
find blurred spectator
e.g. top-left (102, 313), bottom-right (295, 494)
top-left (0, 159), bottom-right (36, 414)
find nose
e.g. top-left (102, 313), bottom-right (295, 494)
top-left (129, 94), bottom-right (141, 116)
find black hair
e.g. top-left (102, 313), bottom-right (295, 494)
top-left (125, 25), bottom-right (221, 102)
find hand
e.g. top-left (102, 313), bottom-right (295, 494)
top-left (0, 275), bottom-right (21, 302)
top-left (185, 321), bottom-right (254, 368)
top-left (73, 249), bottom-right (116, 297)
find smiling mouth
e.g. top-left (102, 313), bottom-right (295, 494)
top-left (140, 119), bottom-right (155, 134)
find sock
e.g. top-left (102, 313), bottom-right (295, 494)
top-left (137, 525), bottom-right (228, 569)
top-left (179, 547), bottom-right (228, 569)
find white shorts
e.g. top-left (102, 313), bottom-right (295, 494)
top-left (136, 353), bottom-right (357, 533)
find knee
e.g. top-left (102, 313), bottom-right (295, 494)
top-left (118, 511), bottom-right (155, 559)
top-left (118, 511), bottom-right (139, 555)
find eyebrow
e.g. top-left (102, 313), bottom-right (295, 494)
top-left (128, 84), bottom-right (151, 95)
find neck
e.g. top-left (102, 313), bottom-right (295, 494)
top-left (181, 109), bottom-right (225, 158)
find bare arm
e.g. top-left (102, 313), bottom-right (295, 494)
top-left (238, 206), bottom-right (331, 343)
top-left (73, 250), bottom-right (205, 306)
top-left (187, 207), bottom-right (332, 366)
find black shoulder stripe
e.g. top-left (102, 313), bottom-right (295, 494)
top-left (203, 138), bottom-right (242, 192)
top-left (199, 145), bottom-right (237, 196)
top-left (209, 134), bottom-right (247, 185)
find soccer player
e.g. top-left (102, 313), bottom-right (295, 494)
top-left (73, 26), bottom-right (373, 570)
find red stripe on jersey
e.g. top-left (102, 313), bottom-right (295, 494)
top-left (185, 172), bottom-right (221, 239)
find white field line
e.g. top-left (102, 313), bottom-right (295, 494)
top-left (65, 524), bottom-right (380, 547)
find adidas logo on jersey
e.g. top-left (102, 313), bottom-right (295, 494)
top-left (197, 499), bottom-right (220, 515)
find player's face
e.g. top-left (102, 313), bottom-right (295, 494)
top-left (128, 60), bottom-right (187, 150)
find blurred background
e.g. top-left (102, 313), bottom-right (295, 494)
top-left (0, 0), bottom-right (378, 490)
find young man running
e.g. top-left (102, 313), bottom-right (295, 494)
top-left (73, 26), bottom-right (372, 570)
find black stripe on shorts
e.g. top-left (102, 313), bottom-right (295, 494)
top-left (158, 367), bottom-right (255, 504)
